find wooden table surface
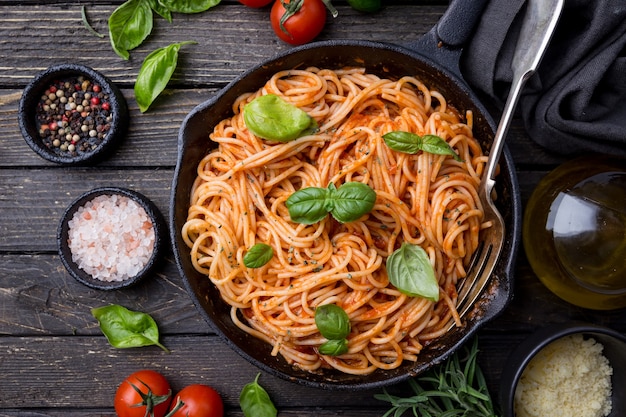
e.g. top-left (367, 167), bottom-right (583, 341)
top-left (1, 1), bottom-right (624, 416)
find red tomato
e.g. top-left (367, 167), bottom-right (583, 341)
top-left (114, 370), bottom-right (172, 417)
top-left (270, 0), bottom-right (327, 45)
top-left (167, 384), bottom-right (224, 417)
top-left (238, 0), bottom-right (273, 7)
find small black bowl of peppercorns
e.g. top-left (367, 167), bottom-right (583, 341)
top-left (18, 64), bottom-right (128, 165)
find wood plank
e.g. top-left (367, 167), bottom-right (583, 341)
top-left (1, 87), bottom-right (214, 167)
top-left (0, 2), bottom-right (568, 169)
top-left (0, 335), bottom-right (392, 410)
top-left (0, 168), bottom-right (549, 252)
top-left (0, 253), bottom-right (208, 336)
top-left (0, 332), bottom-right (518, 411)
top-left (0, 169), bottom-right (173, 252)
top-left (2, 87), bottom-right (565, 169)
top-left (3, 251), bottom-right (625, 337)
top-left (0, 4), bottom-right (444, 87)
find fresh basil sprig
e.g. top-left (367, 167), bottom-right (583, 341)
top-left (383, 131), bottom-right (462, 161)
top-left (386, 243), bottom-right (439, 302)
top-left (286, 182), bottom-right (376, 224)
top-left (315, 304), bottom-right (351, 357)
top-left (239, 373), bottom-right (278, 417)
top-left (91, 304), bottom-right (169, 352)
top-left (243, 94), bottom-right (317, 142)
top-left (107, 0), bottom-right (219, 111)
top-left (108, 0), bottom-right (219, 59)
top-left (135, 41), bottom-right (196, 113)
top-left (243, 243), bottom-right (274, 268)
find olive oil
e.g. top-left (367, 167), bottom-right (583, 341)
top-left (523, 155), bottom-right (626, 310)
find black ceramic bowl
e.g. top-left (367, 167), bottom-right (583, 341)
top-left (499, 322), bottom-right (626, 417)
top-left (58, 187), bottom-right (167, 290)
top-left (18, 64), bottom-right (128, 165)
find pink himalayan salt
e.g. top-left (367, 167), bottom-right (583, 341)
top-left (67, 194), bottom-right (155, 281)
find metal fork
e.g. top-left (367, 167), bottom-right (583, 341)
top-left (454, 0), bottom-right (565, 321)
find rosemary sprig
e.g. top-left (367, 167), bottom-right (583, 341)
top-left (375, 338), bottom-right (500, 417)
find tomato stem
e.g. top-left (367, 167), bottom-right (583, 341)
top-left (163, 397), bottom-right (185, 417)
top-left (321, 0), bottom-right (338, 17)
top-left (128, 379), bottom-right (172, 417)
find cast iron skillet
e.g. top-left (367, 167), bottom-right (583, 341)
top-left (170, 0), bottom-right (522, 390)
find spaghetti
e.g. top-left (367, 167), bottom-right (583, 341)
top-left (181, 67), bottom-right (491, 375)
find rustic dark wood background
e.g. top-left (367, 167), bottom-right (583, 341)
top-left (1, 1), bottom-right (624, 416)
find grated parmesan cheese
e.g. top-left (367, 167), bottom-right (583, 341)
top-left (514, 334), bottom-right (613, 417)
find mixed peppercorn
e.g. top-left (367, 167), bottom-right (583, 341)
top-left (36, 76), bottom-right (113, 157)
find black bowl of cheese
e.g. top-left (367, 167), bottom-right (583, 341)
top-left (499, 322), bottom-right (626, 417)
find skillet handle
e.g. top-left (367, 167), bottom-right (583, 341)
top-left (407, 0), bottom-right (489, 79)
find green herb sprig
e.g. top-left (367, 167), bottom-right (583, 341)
top-left (105, 0), bottom-right (219, 112)
top-left (375, 338), bottom-right (500, 417)
top-left (383, 131), bottom-right (463, 162)
top-left (286, 182), bottom-right (377, 225)
top-left (315, 304), bottom-right (351, 356)
top-left (108, 0), bottom-right (218, 60)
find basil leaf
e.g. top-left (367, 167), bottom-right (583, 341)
top-left (285, 186), bottom-right (331, 224)
top-left (243, 243), bottom-right (274, 268)
top-left (159, 0), bottom-right (220, 13)
top-left (148, 0), bottom-right (172, 22)
top-left (382, 130), bottom-right (423, 154)
top-left (386, 243), bottom-right (439, 302)
top-left (286, 182), bottom-right (376, 224)
top-left (108, 0), bottom-right (153, 60)
top-left (243, 94), bottom-right (316, 142)
top-left (315, 304), bottom-right (351, 340)
top-left (383, 131), bottom-right (462, 161)
top-left (421, 134), bottom-right (463, 161)
top-left (135, 41), bottom-right (196, 113)
top-left (331, 182), bottom-right (377, 223)
top-left (319, 339), bottom-right (349, 356)
top-left (91, 304), bottom-right (169, 352)
top-left (239, 373), bottom-right (277, 417)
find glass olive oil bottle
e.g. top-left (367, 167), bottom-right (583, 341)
top-left (523, 155), bottom-right (626, 310)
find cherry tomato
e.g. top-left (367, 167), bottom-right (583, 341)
top-left (167, 384), bottom-right (224, 417)
top-left (270, 0), bottom-right (328, 45)
top-left (238, 0), bottom-right (273, 7)
top-left (114, 370), bottom-right (172, 417)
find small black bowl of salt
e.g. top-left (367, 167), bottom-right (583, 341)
top-left (57, 187), bottom-right (166, 290)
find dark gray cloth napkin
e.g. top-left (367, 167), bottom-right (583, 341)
top-left (461, 0), bottom-right (626, 157)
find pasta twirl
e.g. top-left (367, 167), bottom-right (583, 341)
top-left (181, 67), bottom-right (490, 375)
